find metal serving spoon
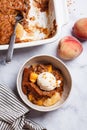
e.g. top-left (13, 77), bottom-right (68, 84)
top-left (6, 14), bottom-right (23, 63)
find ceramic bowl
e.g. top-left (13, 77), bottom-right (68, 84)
top-left (17, 55), bottom-right (72, 112)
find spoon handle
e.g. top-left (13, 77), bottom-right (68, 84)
top-left (6, 22), bottom-right (17, 62)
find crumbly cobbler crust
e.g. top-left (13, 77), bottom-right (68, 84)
top-left (0, 0), bottom-right (30, 44)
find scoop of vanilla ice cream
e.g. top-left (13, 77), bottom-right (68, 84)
top-left (37, 72), bottom-right (57, 91)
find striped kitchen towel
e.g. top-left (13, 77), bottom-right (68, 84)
top-left (0, 84), bottom-right (47, 130)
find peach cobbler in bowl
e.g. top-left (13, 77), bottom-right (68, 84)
top-left (22, 64), bottom-right (64, 106)
top-left (17, 55), bottom-right (72, 111)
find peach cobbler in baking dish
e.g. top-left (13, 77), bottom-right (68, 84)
top-left (22, 64), bottom-right (64, 106)
top-left (0, 0), bottom-right (57, 45)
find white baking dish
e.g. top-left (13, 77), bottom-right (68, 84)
top-left (0, 0), bottom-right (68, 50)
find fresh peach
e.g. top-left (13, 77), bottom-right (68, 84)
top-left (72, 18), bottom-right (87, 40)
top-left (57, 36), bottom-right (83, 60)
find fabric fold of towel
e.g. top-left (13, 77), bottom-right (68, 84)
top-left (0, 84), bottom-right (47, 130)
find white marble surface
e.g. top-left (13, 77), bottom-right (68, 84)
top-left (0, 0), bottom-right (87, 130)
